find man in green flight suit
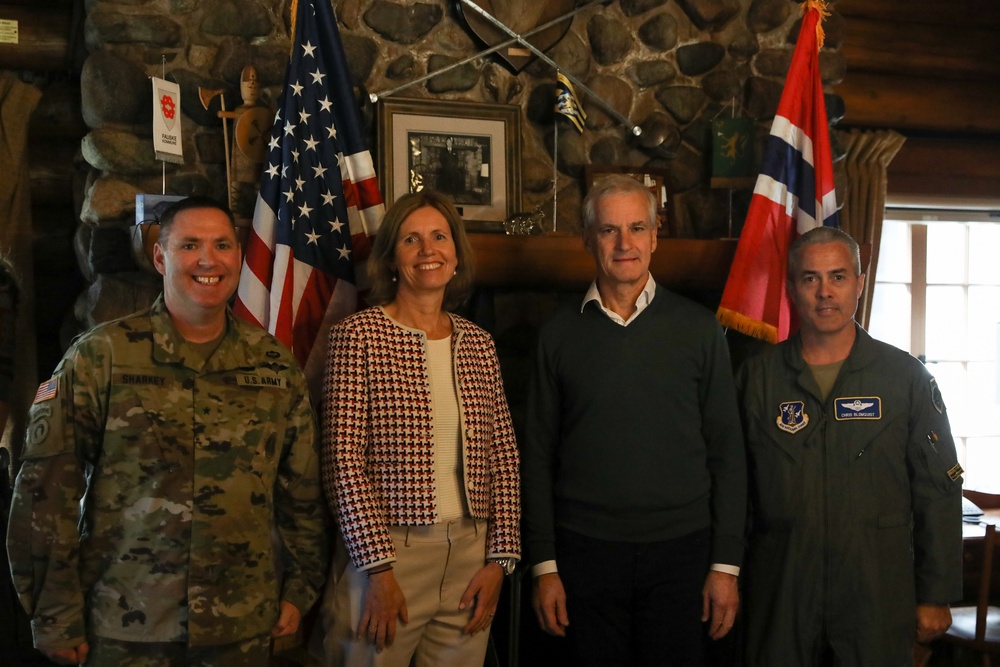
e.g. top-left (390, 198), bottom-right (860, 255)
top-left (7, 196), bottom-right (328, 665)
top-left (737, 226), bottom-right (963, 666)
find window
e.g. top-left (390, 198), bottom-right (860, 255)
top-left (869, 211), bottom-right (1000, 492)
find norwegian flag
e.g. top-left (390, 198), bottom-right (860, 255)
top-left (716, 1), bottom-right (838, 343)
top-left (234, 0), bottom-right (384, 384)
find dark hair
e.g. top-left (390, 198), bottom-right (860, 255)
top-left (580, 174), bottom-right (658, 234)
top-left (787, 226), bottom-right (862, 281)
top-left (157, 196), bottom-right (236, 244)
top-left (367, 191), bottom-right (474, 311)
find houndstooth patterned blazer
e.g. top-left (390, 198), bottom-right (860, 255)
top-left (321, 307), bottom-right (521, 569)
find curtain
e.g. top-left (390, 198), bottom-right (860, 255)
top-left (837, 128), bottom-right (907, 329)
top-left (0, 72), bottom-right (42, 472)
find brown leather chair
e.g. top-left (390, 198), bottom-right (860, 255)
top-left (939, 523), bottom-right (1000, 666)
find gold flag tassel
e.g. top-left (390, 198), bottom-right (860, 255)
top-left (803, 0), bottom-right (831, 49)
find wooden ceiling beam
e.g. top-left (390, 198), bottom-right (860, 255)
top-left (0, 6), bottom-right (73, 71)
top-left (837, 71), bottom-right (1000, 135)
top-left (836, 0), bottom-right (1000, 30)
top-left (841, 17), bottom-right (999, 82)
top-left (887, 136), bottom-right (1000, 200)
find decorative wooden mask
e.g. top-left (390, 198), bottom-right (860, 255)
top-left (456, 0), bottom-right (575, 73)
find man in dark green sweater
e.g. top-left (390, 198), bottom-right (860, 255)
top-left (523, 175), bottom-right (747, 666)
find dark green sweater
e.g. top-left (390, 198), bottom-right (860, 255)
top-left (523, 285), bottom-right (747, 567)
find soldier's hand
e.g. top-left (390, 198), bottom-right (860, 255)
top-left (42, 642), bottom-right (89, 665)
top-left (271, 601), bottom-right (301, 638)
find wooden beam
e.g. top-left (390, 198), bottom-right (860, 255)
top-left (837, 72), bottom-right (1000, 135)
top-left (469, 234), bottom-right (737, 292)
top-left (28, 137), bottom-right (78, 207)
top-left (0, 6), bottom-right (72, 71)
top-left (836, 0), bottom-right (1000, 30)
top-left (841, 18), bottom-right (998, 82)
top-left (886, 136), bottom-right (1000, 200)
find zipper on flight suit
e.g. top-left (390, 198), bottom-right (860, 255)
top-left (819, 410), bottom-right (831, 653)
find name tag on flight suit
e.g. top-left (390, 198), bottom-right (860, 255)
top-left (835, 396), bottom-right (882, 420)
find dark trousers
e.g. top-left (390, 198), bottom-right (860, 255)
top-left (557, 526), bottom-right (711, 667)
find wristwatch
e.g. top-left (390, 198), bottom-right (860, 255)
top-left (488, 557), bottom-right (517, 576)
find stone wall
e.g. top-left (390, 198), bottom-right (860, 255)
top-left (73, 0), bottom-right (845, 337)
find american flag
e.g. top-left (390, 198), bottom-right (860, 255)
top-left (234, 0), bottom-right (384, 385)
top-left (716, 0), bottom-right (838, 343)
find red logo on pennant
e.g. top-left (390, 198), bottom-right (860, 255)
top-left (160, 94), bottom-right (176, 120)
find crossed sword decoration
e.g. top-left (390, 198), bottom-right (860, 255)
top-left (370, 0), bottom-right (642, 137)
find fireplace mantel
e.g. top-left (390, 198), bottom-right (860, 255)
top-left (468, 234), bottom-right (739, 293)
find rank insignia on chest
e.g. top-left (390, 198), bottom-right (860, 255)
top-left (835, 396), bottom-right (882, 420)
top-left (776, 401), bottom-right (809, 433)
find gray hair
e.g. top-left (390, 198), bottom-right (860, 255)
top-left (787, 226), bottom-right (862, 280)
top-left (580, 174), bottom-right (657, 233)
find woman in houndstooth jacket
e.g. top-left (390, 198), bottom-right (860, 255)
top-left (319, 190), bottom-right (520, 667)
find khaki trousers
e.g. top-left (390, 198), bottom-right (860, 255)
top-left (322, 518), bottom-right (492, 667)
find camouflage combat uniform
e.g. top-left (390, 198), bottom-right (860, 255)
top-left (7, 295), bottom-right (328, 653)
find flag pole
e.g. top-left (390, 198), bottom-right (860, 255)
top-left (553, 72), bottom-right (586, 233)
top-left (553, 110), bottom-right (559, 232)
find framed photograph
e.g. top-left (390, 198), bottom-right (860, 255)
top-left (584, 165), bottom-right (674, 237)
top-left (377, 98), bottom-right (522, 231)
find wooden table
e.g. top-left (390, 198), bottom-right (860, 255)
top-left (961, 508), bottom-right (1000, 601)
top-left (962, 508), bottom-right (1000, 540)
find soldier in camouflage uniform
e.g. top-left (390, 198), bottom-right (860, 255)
top-left (6, 197), bottom-right (328, 666)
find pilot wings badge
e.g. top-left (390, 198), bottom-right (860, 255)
top-left (776, 401), bottom-right (809, 434)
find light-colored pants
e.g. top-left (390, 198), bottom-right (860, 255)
top-left (320, 518), bottom-right (492, 667)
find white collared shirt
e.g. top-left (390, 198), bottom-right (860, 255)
top-left (580, 274), bottom-right (657, 326)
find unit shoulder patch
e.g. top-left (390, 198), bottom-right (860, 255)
top-left (930, 378), bottom-right (945, 414)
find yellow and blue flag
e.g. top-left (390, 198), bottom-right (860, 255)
top-left (554, 72), bottom-right (587, 133)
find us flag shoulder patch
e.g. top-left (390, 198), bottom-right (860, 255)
top-left (34, 378), bottom-right (58, 403)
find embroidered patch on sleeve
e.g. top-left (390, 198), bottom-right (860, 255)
top-left (33, 378), bottom-right (58, 404)
top-left (930, 378), bottom-right (945, 414)
top-left (946, 463), bottom-right (964, 482)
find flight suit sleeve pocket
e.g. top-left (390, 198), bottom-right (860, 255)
top-left (916, 429), bottom-right (963, 494)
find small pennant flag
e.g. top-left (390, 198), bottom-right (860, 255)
top-left (555, 72), bottom-right (587, 133)
top-left (152, 77), bottom-right (183, 164)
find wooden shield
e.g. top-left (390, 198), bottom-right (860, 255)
top-left (457, 0), bottom-right (575, 72)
